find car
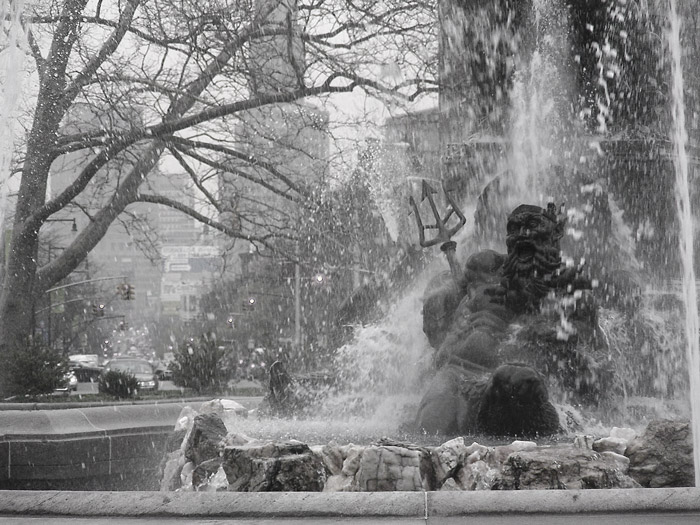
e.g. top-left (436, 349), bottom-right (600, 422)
top-left (54, 369), bottom-right (78, 393)
top-left (154, 360), bottom-right (173, 381)
top-left (100, 358), bottom-right (159, 392)
top-left (69, 354), bottom-right (100, 368)
top-left (68, 354), bottom-right (103, 382)
top-left (154, 352), bottom-right (175, 381)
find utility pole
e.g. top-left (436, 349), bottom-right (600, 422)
top-left (294, 242), bottom-right (302, 357)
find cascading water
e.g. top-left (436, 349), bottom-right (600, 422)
top-left (508, 0), bottom-right (573, 204)
top-left (0, 0), bottom-right (27, 232)
top-left (668, 0), bottom-right (700, 487)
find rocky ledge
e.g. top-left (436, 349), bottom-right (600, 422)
top-left (160, 400), bottom-right (695, 492)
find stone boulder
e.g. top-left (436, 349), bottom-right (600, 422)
top-left (159, 404), bottom-right (250, 492)
top-left (353, 442), bottom-right (434, 491)
top-left (184, 412), bottom-right (228, 466)
top-left (222, 440), bottom-right (327, 492)
top-left (494, 446), bottom-right (640, 490)
top-left (625, 419), bottom-right (694, 488)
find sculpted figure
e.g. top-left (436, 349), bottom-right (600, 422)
top-left (416, 203), bottom-right (601, 436)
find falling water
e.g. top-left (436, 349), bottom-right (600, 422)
top-left (0, 0), bottom-right (27, 231)
top-left (668, 0), bottom-right (700, 487)
top-left (508, 0), bottom-right (572, 206)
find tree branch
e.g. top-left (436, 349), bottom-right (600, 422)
top-left (61, 0), bottom-right (142, 108)
top-left (134, 193), bottom-right (287, 250)
top-left (167, 146), bottom-right (221, 211)
top-left (166, 135), bottom-right (314, 202)
top-left (170, 144), bottom-right (306, 206)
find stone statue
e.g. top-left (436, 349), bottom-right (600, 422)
top-left (415, 203), bottom-right (606, 436)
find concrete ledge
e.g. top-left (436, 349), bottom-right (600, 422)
top-left (428, 487), bottom-right (700, 515)
top-left (0, 396), bottom-right (216, 411)
top-left (0, 403), bottom-right (193, 438)
top-left (0, 488), bottom-right (698, 518)
top-left (0, 403), bottom-right (198, 488)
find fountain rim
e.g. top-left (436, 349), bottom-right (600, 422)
top-left (0, 487), bottom-right (698, 518)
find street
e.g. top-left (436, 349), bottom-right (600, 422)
top-left (70, 380), bottom-right (183, 395)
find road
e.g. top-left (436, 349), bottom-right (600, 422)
top-left (71, 380), bottom-right (183, 395)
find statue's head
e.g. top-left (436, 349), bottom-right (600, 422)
top-left (505, 203), bottom-right (565, 256)
top-left (502, 203), bottom-right (567, 312)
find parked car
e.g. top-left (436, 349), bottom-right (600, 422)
top-left (154, 360), bottom-right (173, 381)
top-left (154, 352), bottom-right (175, 381)
top-left (68, 354), bottom-right (103, 382)
top-left (54, 369), bottom-right (78, 393)
top-left (100, 358), bottom-right (159, 392)
top-left (69, 354), bottom-right (100, 367)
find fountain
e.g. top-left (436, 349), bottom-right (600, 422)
top-left (155, 0), bottom-right (700, 495)
top-left (1, 0), bottom-right (700, 520)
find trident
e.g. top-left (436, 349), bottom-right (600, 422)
top-left (409, 180), bottom-right (467, 285)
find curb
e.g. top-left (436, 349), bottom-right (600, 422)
top-left (0, 397), bottom-right (225, 411)
top-left (0, 487), bottom-right (698, 517)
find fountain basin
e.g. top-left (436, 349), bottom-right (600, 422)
top-left (0, 401), bottom-right (216, 490)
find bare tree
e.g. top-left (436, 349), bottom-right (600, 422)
top-left (0, 0), bottom-right (436, 390)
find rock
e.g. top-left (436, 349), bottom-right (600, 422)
top-left (353, 444), bottom-right (433, 491)
top-left (457, 457), bottom-right (499, 490)
top-left (184, 413), bottom-right (228, 466)
top-left (341, 445), bottom-right (364, 477)
top-left (453, 441), bottom-right (535, 491)
top-left (192, 458), bottom-right (223, 489)
top-left (494, 446), bottom-right (640, 490)
top-left (593, 436), bottom-right (628, 455)
top-left (198, 399), bottom-right (226, 417)
top-left (174, 406), bottom-right (198, 433)
top-left (180, 461), bottom-right (195, 490)
top-left (601, 451), bottom-right (630, 470)
top-left (439, 477), bottom-right (462, 491)
top-left (197, 465), bottom-right (229, 492)
top-left (323, 473), bottom-right (354, 492)
top-left (222, 440), bottom-right (327, 492)
top-left (610, 426), bottom-right (637, 441)
top-left (625, 419), bottom-right (694, 488)
top-left (432, 437), bottom-right (468, 485)
top-left (222, 432), bottom-right (254, 447)
top-left (160, 450), bottom-right (185, 492)
top-left (311, 443), bottom-right (344, 476)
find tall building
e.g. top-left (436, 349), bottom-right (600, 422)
top-left (215, 0), bottom-right (331, 356)
top-left (220, 0), bottom-right (329, 251)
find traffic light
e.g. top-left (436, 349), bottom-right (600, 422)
top-left (118, 321), bottom-right (128, 331)
top-left (242, 297), bottom-right (256, 311)
top-left (127, 285), bottom-right (135, 300)
top-left (92, 303), bottom-right (105, 317)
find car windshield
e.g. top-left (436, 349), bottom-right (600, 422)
top-left (108, 361), bottom-right (152, 375)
